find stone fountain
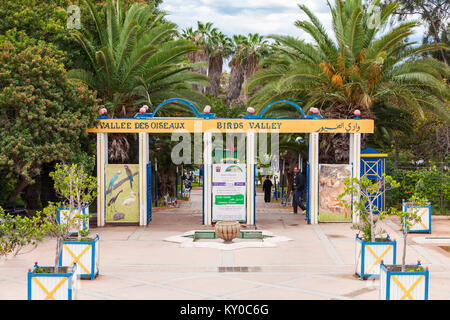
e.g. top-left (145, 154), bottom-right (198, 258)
top-left (214, 220), bottom-right (241, 243)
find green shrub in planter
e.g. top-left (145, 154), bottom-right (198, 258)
top-left (26, 163), bottom-right (97, 299)
top-left (338, 175), bottom-right (401, 279)
top-left (59, 226), bottom-right (100, 280)
top-left (379, 194), bottom-right (430, 300)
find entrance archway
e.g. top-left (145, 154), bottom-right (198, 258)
top-left (88, 99), bottom-right (373, 227)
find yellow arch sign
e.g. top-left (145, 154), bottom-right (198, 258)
top-left (87, 118), bottom-right (374, 134)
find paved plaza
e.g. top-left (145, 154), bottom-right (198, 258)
top-left (1, 189), bottom-right (449, 300)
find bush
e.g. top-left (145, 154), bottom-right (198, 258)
top-left (389, 168), bottom-right (449, 212)
top-left (0, 33), bottom-right (102, 185)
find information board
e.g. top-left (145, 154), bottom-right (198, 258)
top-left (212, 164), bottom-right (246, 221)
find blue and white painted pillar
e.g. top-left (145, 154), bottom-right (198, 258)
top-left (139, 132), bottom-right (149, 226)
top-left (349, 133), bottom-right (361, 224)
top-left (96, 133), bottom-right (108, 227)
top-left (308, 132), bottom-right (319, 224)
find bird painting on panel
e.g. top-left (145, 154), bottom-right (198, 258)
top-left (108, 189), bottom-right (123, 207)
top-left (122, 192), bottom-right (136, 207)
top-left (124, 165), bottom-right (133, 189)
top-left (107, 170), bottom-right (121, 196)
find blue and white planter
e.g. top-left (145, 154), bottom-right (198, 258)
top-left (403, 200), bottom-right (432, 233)
top-left (27, 263), bottom-right (79, 300)
top-left (355, 235), bottom-right (397, 279)
top-left (379, 262), bottom-right (429, 300)
top-left (59, 234), bottom-right (99, 280)
top-left (57, 205), bottom-right (90, 236)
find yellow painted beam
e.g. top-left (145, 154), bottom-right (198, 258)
top-left (87, 119), bottom-right (374, 134)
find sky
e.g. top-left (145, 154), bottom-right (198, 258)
top-left (160, 0), bottom-right (424, 42)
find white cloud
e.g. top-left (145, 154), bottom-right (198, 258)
top-left (161, 0), bottom-right (322, 38)
top-left (162, 0), bottom-right (424, 44)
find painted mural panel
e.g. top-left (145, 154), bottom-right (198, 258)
top-left (105, 164), bottom-right (139, 223)
top-left (318, 164), bottom-right (352, 222)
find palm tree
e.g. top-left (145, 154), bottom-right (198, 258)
top-left (239, 33), bottom-right (269, 104)
top-left (227, 33), bottom-right (269, 106)
top-left (207, 29), bottom-right (233, 99)
top-left (68, 0), bottom-right (208, 161)
top-left (226, 35), bottom-right (248, 106)
top-left (246, 0), bottom-right (450, 163)
top-left (181, 21), bottom-right (214, 95)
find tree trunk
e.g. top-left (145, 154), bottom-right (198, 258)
top-left (239, 54), bottom-right (260, 104)
top-left (24, 182), bottom-right (41, 210)
top-left (189, 48), bottom-right (209, 94)
top-left (7, 177), bottom-right (30, 204)
top-left (402, 229), bottom-right (407, 272)
top-left (226, 59), bottom-right (245, 106)
top-left (208, 53), bottom-right (223, 99)
top-left (320, 104), bottom-right (373, 163)
top-left (55, 241), bottom-right (61, 273)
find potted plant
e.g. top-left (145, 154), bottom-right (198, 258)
top-left (52, 163), bottom-right (99, 280)
top-left (338, 175), bottom-right (399, 280)
top-left (57, 204), bottom-right (90, 236)
top-left (27, 202), bottom-right (81, 300)
top-left (27, 163), bottom-right (97, 299)
top-left (379, 194), bottom-right (429, 300)
top-left (403, 179), bottom-right (432, 233)
top-left (59, 225), bottom-right (100, 280)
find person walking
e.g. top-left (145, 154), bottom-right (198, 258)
top-left (262, 176), bottom-right (273, 203)
top-left (290, 167), bottom-right (306, 214)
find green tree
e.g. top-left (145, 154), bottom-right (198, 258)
top-left (338, 175), bottom-right (401, 242)
top-left (69, 0), bottom-right (209, 161)
top-left (0, 33), bottom-right (101, 204)
top-left (246, 0), bottom-right (450, 163)
top-left (388, 194), bottom-right (425, 271)
top-left (46, 163), bottom-right (97, 272)
top-left (385, 0), bottom-right (450, 64)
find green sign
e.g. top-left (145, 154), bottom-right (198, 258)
top-left (215, 194), bottom-right (245, 205)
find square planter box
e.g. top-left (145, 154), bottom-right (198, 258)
top-left (28, 263), bottom-right (79, 300)
top-left (403, 201), bottom-right (431, 233)
top-left (57, 205), bottom-right (89, 236)
top-left (59, 235), bottom-right (99, 280)
top-left (379, 262), bottom-right (429, 300)
top-left (355, 235), bottom-right (397, 279)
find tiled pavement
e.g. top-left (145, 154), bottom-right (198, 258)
top-left (1, 189), bottom-right (449, 300)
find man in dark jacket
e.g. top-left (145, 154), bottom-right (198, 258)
top-left (290, 167), bottom-right (306, 214)
top-left (262, 176), bottom-right (273, 203)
